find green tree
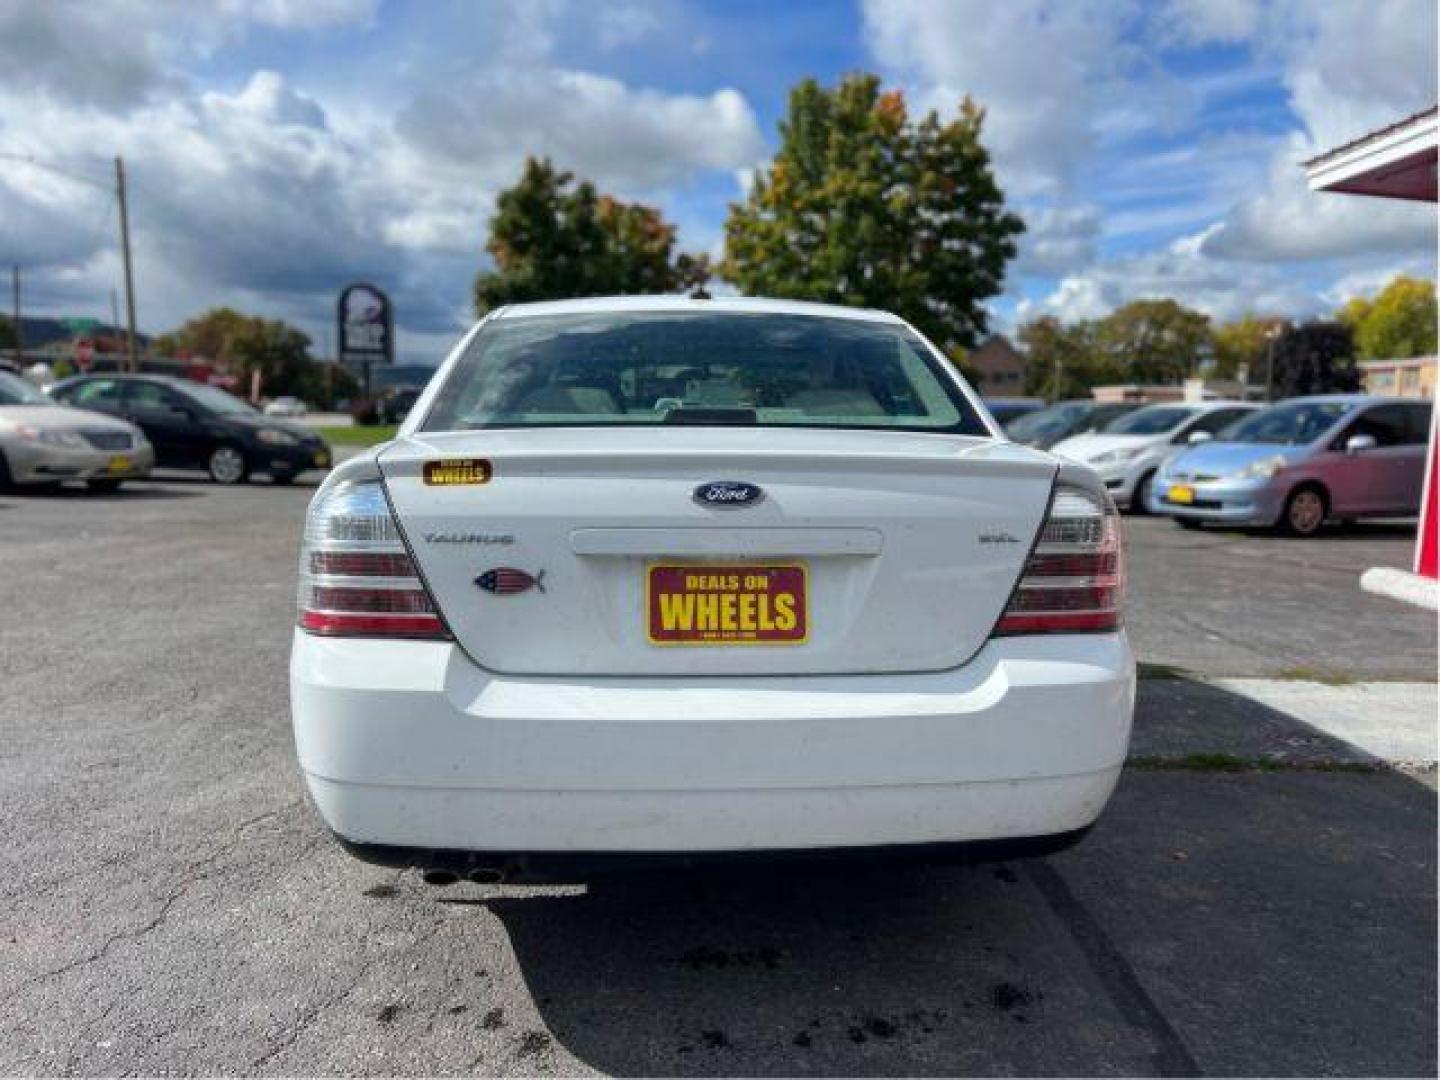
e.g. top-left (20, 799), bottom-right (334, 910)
top-left (160, 308), bottom-right (315, 399)
top-left (155, 308), bottom-right (250, 360)
top-left (0, 312), bottom-right (14, 350)
top-left (1212, 315), bottom-right (1288, 381)
top-left (474, 157), bottom-right (707, 315)
top-left (721, 74), bottom-right (1024, 354)
top-left (1094, 299), bottom-right (1211, 384)
top-left (1340, 275), bottom-right (1437, 360)
top-left (1017, 316), bottom-right (1113, 400)
top-left (1270, 321), bottom-right (1359, 398)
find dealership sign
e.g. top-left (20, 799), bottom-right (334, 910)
top-left (337, 283), bottom-right (393, 391)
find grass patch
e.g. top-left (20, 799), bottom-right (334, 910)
top-left (1270, 666), bottom-right (1360, 686)
top-left (314, 425), bottom-right (398, 447)
top-left (1128, 752), bottom-right (1384, 775)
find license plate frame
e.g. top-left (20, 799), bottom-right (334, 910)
top-left (646, 563), bottom-right (808, 646)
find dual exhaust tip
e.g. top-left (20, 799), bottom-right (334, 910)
top-left (421, 866), bottom-right (506, 886)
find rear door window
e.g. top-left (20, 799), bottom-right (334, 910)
top-left (1403, 402), bottom-right (1434, 443)
top-left (1343, 404), bottom-right (1411, 447)
top-left (124, 382), bottom-right (186, 414)
top-left (422, 311), bottom-right (987, 435)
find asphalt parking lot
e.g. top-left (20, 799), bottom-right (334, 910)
top-left (0, 473), bottom-right (1434, 1076)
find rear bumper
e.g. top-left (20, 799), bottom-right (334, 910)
top-left (257, 442), bottom-right (331, 476)
top-left (335, 828), bottom-right (1096, 884)
top-left (290, 631), bottom-right (1135, 856)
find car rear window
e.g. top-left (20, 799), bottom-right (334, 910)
top-left (421, 311), bottom-right (987, 435)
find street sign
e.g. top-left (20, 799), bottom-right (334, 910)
top-left (60, 317), bottom-right (100, 332)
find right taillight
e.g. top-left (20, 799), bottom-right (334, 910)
top-left (995, 484), bottom-right (1124, 635)
top-left (298, 479), bottom-right (449, 639)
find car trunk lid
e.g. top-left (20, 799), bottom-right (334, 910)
top-left (379, 427), bottom-right (1056, 675)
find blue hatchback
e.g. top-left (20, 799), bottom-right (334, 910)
top-left (1148, 395), bottom-right (1433, 535)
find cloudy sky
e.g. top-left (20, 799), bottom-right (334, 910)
top-left (0, 0), bottom-right (1435, 363)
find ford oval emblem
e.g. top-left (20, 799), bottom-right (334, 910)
top-left (694, 480), bottom-right (765, 509)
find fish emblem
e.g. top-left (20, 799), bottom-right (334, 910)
top-left (475, 568), bottom-right (546, 595)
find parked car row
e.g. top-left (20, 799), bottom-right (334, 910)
top-left (1148, 396), bottom-right (1433, 536)
top-left (0, 372), bottom-right (333, 493)
top-left (1009, 394), bottom-right (1433, 537)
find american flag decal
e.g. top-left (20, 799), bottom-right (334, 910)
top-left (475, 568), bottom-right (545, 595)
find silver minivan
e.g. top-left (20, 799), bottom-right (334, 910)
top-left (1148, 394), bottom-right (1433, 535)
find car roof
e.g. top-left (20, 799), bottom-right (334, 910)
top-left (1280, 393), bottom-right (1414, 406)
top-left (1128, 399), bottom-right (1253, 410)
top-left (489, 294), bottom-right (905, 324)
top-left (62, 373), bottom-right (191, 386)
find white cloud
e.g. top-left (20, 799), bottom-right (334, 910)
top-left (1017, 204), bottom-right (1103, 275)
top-left (1170, 0), bottom-right (1437, 264)
top-left (1200, 134), bottom-right (1435, 262)
top-left (0, 1), bottom-right (766, 360)
top-left (862, 0), bottom-right (1141, 196)
top-left (867, 0), bottom-right (1437, 325)
top-left (1160, 0), bottom-right (1261, 45)
top-left (393, 71), bottom-right (763, 194)
top-left (1035, 231), bottom-right (1321, 325)
top-left (218, 0), bottom-right (378, 31)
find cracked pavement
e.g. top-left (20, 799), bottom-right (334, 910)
top-left (0, 478), bottom-right (1433, 1075)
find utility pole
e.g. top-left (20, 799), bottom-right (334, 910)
top-left (109, 288), bottom-right (121, 360)
top-left (1264, 324), bottom-right (1282, 403)
top-left (114, 156), bottom-right (139, 373)
top-left (11, 266), bottom-right (22, 367)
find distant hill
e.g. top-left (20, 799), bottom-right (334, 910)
top-left (12, 317), bottom-right (152, 350)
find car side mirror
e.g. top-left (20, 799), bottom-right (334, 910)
top-left (1186, 430), bottom-right (1213, 445)
top-left (1344, 433), bottom-right (1377, 455)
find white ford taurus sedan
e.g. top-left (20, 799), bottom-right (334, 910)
top-left (290, 296), bottom-right (1135, 882)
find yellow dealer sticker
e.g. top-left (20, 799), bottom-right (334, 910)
top-left (647, 564), bottom-right (808, 646)
top-left (423, 459), bottom-right (492, 486)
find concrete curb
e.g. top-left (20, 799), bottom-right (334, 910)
top-left (1208, 677), bottom-right (1438, 768)
top-left (1360, 566), bottom-right (1439, 611)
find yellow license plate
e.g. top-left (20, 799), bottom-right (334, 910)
top-left (647, 564), bottom-right (808, 646)
top-left (313, 450), bottom-right (331, 467)
top-left (106, 455), bottom-right (132, 473)
top-left (1168, 484), bottom-right (1195, 504)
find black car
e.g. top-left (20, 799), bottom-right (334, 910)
top-left (50, 375), bottom-right (332, 484)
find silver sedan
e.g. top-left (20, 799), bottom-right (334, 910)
top-left (0, 371), bottom-right (154, 492)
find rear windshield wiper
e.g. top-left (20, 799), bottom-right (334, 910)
top-left (662, 407), bottom-right (758, 424)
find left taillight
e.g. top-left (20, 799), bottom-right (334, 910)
top-left (297, 479), bottom-right (449, 639)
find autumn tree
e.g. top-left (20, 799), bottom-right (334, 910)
top-left (1336, 275), bottom-right (1437, 360)
top-left (1017, 317), bottom-right (1113, 400)
top-left (159, 308), bottom-right (315, 399)
top-left (474, 157), bottom-right (708, 315)
top-left (1212, 315), bottom-right (1288, 381)
top-left (1270, 321), bottom-right (1360, 398)
top-left (1093, 299), bottom-right (1212, 385)
top-left (721, 74), bottom-right (1024, 355)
